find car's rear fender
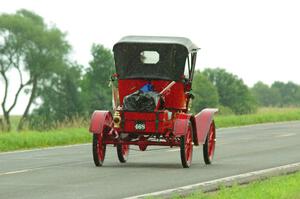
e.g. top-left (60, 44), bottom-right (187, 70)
top-left (89, 110), bottom-right (112, 134)
top-left (192, 108), bottom-right (218, 145)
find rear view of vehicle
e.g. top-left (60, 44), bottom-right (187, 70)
top-left (89, 36), bottom-right (218, 168)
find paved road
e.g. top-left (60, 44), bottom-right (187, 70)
top-left (1, 121), bottom-right (300, 199)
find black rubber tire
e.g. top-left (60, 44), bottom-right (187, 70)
top-left (92, 134), bottom-right (106, 167)
top-left (117, 144), bottom-right (129, 163)
top-left (180, 122), bottom-right (193, 168)
top-left (203, 121), bottom-right (216, 165)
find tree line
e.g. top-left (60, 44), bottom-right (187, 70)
top-left (1, 10), bottom-right (300, 131)
top-left (191, 69), bottom-right (300, 115)
top-left (251, 81), bottom-right (300, 107)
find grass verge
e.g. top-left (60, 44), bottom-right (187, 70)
top-left (177, 171), bottom-right (300, 199)
top-left (0, 128), bottom-right (90, 152)
top-left (215, 107), bottom-right (300, 128)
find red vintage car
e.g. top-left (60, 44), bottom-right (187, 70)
top-left (89, 36), bottom-right (218, 168)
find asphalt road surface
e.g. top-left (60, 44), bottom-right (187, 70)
top-left (1, 121), bottom-right (300, 199)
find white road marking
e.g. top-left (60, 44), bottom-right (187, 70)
top-left (275, 133), bottom-right (296, 138)
top-left (0, 167), bottom-right (46, 176)
top-left (124, 162), bottom-right (300, 199)
top-left (0, 169), bottom-right (32, 176)
top-left (167, 148), bottom-right (180, 152)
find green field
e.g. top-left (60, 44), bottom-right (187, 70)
top-left (177, 171), bottom-right (300, 199)
top-left (215, 107), bottom-right (300, 128)
top-left (0, 107), bottom-right (300, 152)
top-left (0, 128), bottom-right (90, 152)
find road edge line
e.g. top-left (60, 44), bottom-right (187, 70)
top-left (124, 162), bottom-right (300, 199)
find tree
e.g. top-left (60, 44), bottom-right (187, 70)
top-left (17, 10), bottom-right (70, 130)
top-left (271, 81), bottom-right (300, 107)
top-left (0, 10), bottom-right (37, 130)
top-left (0, 10), bottom-right (71, 130)
top-left (29, 63), bottom-right (83, 129)
top-left (191, 70), bottom-right (219, 113)
top-left (251, 81), bottom-right (281, 107)
top-left (81, 44), bottom-right (114, 114)
top-left (203, 68), bottom-right (256, 114)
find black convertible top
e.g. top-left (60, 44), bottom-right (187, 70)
top-left (113, 36), bottom-right (199, 81)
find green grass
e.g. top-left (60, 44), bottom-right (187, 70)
top-left (215, 107), bottom-right (300, 128)
top-left (0, 128), bottom-right (91, 152)
top-left (176, 171), bottom-right (300, 199)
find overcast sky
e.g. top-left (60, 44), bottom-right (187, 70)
top-left (1, 0), bottom-right (300, 114)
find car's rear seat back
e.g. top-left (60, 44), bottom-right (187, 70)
top-left (118, 79), bottom-right (187, 110)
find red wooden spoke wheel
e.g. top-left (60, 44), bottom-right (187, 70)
top-left (117, 144), bottom-right (129, 163)
top-left (180, 122), bottom-right (193, 168)
top-left (203, 121), bottom-right (216, 165)
top-left (93, 133), bottom-right (106, 167)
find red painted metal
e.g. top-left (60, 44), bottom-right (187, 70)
top-left (173, 119), bottom-right (189, 136)
top-left (96, 134), bottom-right (106, 162)
top-left (117, 111), bottom-right (173, 134)
top-left (208, 122), bottom-right (216, 160)
top-left (89, 111), bottom-right (112, 134)
top-left (118, 79), bottom-right (188, 110)
top-left (123, 111), bottom-right (169, 121)
top-left (172, 112), bottom-right (193, 137)
top-left (193, 108), bottom-right (218, 145)
top-left (138, 136), bottom-right (148, 151)
top-left (185, 124), bottom-right (193, 164)
top-left (121, 145), bottom-right (129, 157)
top-left (175, 112), bottom-right (192, 120)
top-left (159, 81), bottom-right (176, 95)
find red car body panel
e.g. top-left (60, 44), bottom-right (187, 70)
top-left (118, 79), bottom-right (187, 110)
top-left (89, 111), bottom-right (112, 134)
top-left (193, 108), bottom-right (218, 145)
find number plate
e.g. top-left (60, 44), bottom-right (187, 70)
top-left (135, 121), bottom-right (145, 130)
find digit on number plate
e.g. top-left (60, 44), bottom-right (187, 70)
top-left (135, 123), bottom-right (145, 130)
